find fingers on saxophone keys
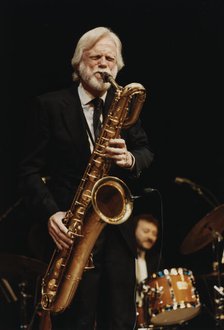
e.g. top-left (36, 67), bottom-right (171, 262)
top-left (54, 239), bottom-right (64, 251)
top-left (67, 229), bottom-right (75, 240)
top-left (104, 146), bottom-right (125, 157)
top-left (56, 230), bottom-right (73, 249)
top-left (55, 238), bottom-right (71, 251)
top-left (51, 232), bottom-right (67, 250)
top-left (60, 222), bottom-right (74, 241)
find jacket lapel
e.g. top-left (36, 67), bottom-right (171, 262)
top-left (61, 85), bottom-right (91, 162)
top-left (61, 84), bottom-right (116, 162)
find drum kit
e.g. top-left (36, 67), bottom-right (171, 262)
top-left (0, 195), bottom-right (224, 329)
top-left (136, 204), bottom-right (224, 329)
top-left (0, 253), bottom-right (47, 329)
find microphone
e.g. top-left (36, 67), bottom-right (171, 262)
top-left (175, 177), bottom-right (197, 186)
top-left (175, 177), bottom-right (202, 195)
top-left (131, 187), bottom-right (156, 200)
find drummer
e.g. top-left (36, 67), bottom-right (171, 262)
top-left (135, 213), bottom-right (163, 283)
top-left (134, 213), bottom-right (164, 328)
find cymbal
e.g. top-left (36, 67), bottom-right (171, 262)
top-left (180, 204), bottom-right (224, 255)
top-left (0, 253), bottom-right (47, 279)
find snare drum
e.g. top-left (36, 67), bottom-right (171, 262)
top-left (147, 268), bottom-right (201, 326)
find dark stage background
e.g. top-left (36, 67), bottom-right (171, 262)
top-left (1, 0), bottom-right (224, 328)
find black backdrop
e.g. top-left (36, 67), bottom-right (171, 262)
top-left (1, 0), bottom-right (224, 315)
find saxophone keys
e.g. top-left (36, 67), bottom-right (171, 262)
top-left (84, 253), bottom-right (95, 270)
top-left (48, 278), bottom-right (57, 290)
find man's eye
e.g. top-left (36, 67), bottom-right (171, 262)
top-left (90, 56), bottom-right (100, 60)
top-left (106, 57), bottom-right (115, 62)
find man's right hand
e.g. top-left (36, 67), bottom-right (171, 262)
top-left (48, 211), bottom-right (74, 250)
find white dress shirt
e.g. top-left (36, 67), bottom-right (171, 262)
top-left (78, 84), bottom-right (106, 152)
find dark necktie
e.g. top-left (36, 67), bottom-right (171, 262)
top-left (92, 97), bottom-right (104, 139)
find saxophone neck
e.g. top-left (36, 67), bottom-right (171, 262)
top-left (100, 72), bottom-right (121, 90)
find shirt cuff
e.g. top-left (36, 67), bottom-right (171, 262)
top-left (125, 152), bottom-right (135, 170)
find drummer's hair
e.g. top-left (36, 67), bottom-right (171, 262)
top-left (134, 213), bottom-right (159, 229)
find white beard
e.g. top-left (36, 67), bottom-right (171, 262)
top-left (79, 62), bottom-right (117, 93)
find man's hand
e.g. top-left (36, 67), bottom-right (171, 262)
top-left (48, 211), bottom-right (74, 250)
top-left (104, 138), bottom-right (133, 168)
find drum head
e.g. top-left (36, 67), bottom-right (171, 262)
top-left (151, 306), bottom-right (200, 326)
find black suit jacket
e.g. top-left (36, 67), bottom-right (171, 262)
top-left (19, 83), bottom-right (154, 257)
top-left (145, 250), bottom-right (165, 277)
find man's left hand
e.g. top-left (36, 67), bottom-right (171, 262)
top-left (104, 138), bottom-right (133, 168)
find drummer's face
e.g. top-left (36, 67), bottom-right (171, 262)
top-left (135, 219), bottom-right (158, 251)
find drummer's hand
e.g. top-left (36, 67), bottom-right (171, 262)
top-left (48, 211), bottom-right (74, 250)
top-left (104, 138), bottom-right (133, 168)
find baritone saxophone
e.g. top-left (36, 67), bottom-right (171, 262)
top-left (40, 72), bottom-right (147, 313)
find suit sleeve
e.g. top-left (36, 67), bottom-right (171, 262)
top-left (18, 97), bottom-right (59, 222)
top-left (122, 118), bottom-right (154, 178)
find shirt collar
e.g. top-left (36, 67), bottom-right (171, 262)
top-left (78, 83), bottom-right (107, 106)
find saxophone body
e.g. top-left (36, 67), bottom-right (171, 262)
top-left (41, 73), bottom-right (146, 313)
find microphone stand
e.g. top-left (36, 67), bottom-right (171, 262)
top-left (187, 184), bottom-right (218, 209)
top-left (175, 177), bottom-right (220, 208)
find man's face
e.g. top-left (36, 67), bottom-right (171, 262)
top-left (78, 36), bottom-right (118, 95)
top-left (135, 219), bottom-right (158, 251)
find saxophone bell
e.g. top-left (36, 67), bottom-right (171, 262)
top-left (91, 176), bottom-right (133, 225)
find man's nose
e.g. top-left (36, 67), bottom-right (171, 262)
top-left (98, 57), bottom-right (107, 66)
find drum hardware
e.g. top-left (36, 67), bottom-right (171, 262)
top-left (27, 273), bottom-right (52, 329)
top-left (213, 285), bottom-right (224, 325)
top-left (0, 277), bottom-right (18, 303)
top-left (214, 285), bottom-right (224, 297)
top-left (196, 271), bottom-right (224, 328)
top-left (26, 301), bottom-right (52, 330)
top-left (180, 204), bottom-right (224, 326)
top-left (19, 281), bottom-right (33, 329)
top-left (150, 286), bottom-right (164, 298)
top-left (0, 254), bottom-right (47, 329)
top-left (210, 227), bottom-right (224, 320)
top-left (136, 280), bottom-right (151, 329)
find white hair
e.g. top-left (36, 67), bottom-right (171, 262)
top-left (71, 26), bottom-right (124, 81)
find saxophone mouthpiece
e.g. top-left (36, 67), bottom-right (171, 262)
top-left (100, 72), bottom-right (111, 82)
top-left (100, 72), bottom-right (121, 90)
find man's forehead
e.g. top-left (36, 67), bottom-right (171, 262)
top-left (139, 219), bottom-right (157, 228)
top-left (86, 38), bottom-right (117, 53)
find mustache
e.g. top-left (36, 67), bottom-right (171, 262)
top-left (145, 238), bottom-right (155, 245)
top-left (94, 70), bottom-right (111, 78)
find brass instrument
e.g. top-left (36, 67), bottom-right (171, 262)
top-left (40, 72), bottom-right (146, 313)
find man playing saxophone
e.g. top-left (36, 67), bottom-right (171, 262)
top-left (19, 26), bottom-right (154, 330)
